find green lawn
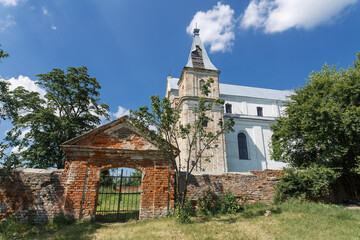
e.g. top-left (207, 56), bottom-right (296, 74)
top-left (1, 200), bottom-right (360, 240)
top-left (96, 188), bottom-right (141, 221)
top-left (97, 188), bottom-right (140, 212)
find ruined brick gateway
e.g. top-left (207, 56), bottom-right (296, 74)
top-left (0, 116), bottom-right (176, 221)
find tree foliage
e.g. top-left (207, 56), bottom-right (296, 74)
top-left (0, 44), bottom-right (10, 160)
top-left (274, 167), bottom-right (341, 203)
top-left (271, 53), bottom-right (360, 199)
top-left (0, 66), bottom-right (109, 169)
top-left (130, 78), bottom-right (234, 209)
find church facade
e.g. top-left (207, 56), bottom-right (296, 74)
top-left (165, 29), bottom-right (291, 173)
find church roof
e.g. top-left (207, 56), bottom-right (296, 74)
top-left (219, 83), bottom-right (292, 101)
top-left (166, 78), bottom-right (292, 101)
top-left (186, 28), bottom-right (217, 71)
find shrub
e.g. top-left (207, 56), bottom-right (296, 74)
top-left (198, 189), bottom-right (221, 215)
top-left (175, 197), bottom-right (195, 224)
top-left (218, 191), bottom-right (243, 214)
top-left (274, 166), bottom-right (340, 202)
top-left (198, 189), bottom-right (243, 215)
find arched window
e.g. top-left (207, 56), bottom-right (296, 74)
top-left (238, 132), bottom-right (249, 160)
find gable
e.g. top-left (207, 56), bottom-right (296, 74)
top-left (61, 116), bottom-right (159, 151)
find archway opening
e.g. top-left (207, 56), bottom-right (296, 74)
top-left (96, 167), bottom-right (142, 222)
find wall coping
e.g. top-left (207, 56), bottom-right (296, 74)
top-left (0, 167), bottom-right (64, 174)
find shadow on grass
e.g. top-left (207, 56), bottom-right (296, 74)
top-left (242, 205), bottom-right (282, 219)
top-left (215, 216), bottom-right (238, 224)
top-left (30, 221), bottom-right (103, 240)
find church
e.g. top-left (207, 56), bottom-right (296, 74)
top-left (165, 28), bottom-right (292, 173)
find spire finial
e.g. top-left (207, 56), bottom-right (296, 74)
top-left (193, 26), bottom-right (200, 36)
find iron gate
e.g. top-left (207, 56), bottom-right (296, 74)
top-left (96, 168), bottom-right (142, 222)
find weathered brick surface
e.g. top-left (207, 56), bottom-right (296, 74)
top-left (0, 168), bottom-right (64, 222)
top-left (61, 150), bottom-right (174, 220)
top-left (61, 116), bottom-right (175, 220)
top-left (184, 170), bottom-right (282, 204)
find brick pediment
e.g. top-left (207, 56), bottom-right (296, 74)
top-left (61, 116), bottom-right (159, 151)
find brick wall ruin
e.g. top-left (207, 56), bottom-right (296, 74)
top-left (0, 168), bottom-right (64, 222)
top-left (185, 170), bottom-right (282, 204)
top-left (0, 167), bottom-right (281, 222)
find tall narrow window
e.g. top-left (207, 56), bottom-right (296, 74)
top-left (257, 107), bottom-right (263, 116)
top-left (202, 120), bottom-right (208, 127)
top-left (238, 133), bottom-right (249, 160)
top-left (225, 103), bottom-right (232, 113)
top-left (199, 80), bottom-right (205, 92)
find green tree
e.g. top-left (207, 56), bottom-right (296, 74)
top-left (271, 53), bottom-right (360, 199)
top-left (130, 78), bottom-right (234, 210)
top-left (0, 44), bottom-right (9, 62)
top-left (0, 44), bottom-right (10, 160)
top-left (0, 66), bottom-right (110, 169)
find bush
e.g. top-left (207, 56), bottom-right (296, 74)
top-left (274, 166), bottom-right (340, 202)
top-left (198, 189), bottom-right (221, 215)
top-left (175, 197), bottom-right (195, 224)
top-left (219, 191), bottom-right (243, 214)
top-left (198, 189), bottom-right (242, 215)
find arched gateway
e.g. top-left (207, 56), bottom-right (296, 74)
top-left (61, 116), bottom-right (175, 221)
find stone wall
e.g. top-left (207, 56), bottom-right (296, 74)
top-left (185, 170), bottom-right (282, 204)
top-left (0, 168), bottom-right (64, 223)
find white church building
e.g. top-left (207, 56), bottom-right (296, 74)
top-left (166, 28), bottom-right (291, 173)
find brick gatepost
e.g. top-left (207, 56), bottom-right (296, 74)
top-left (61, 116), bottom-right (175, 220)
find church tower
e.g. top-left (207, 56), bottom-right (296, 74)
top-left (176, 28), bottom-right (227, 173)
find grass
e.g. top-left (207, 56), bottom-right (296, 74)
top-left (97, 188), bottom-right (140, 212)
top-left (1, 200), bottom-right (360, 240)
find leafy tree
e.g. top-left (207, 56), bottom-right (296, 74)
top-left (0, 66), bottom-right (110, 169)
top-left (271, 53), bottom-right (360, 199)
top-left (0, 44), bottom-right (10, 160)
top-left (130, 78), bottom-right (234, 210)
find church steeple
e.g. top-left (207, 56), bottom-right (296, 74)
top-left (186, 28), bottom-right (217, 71)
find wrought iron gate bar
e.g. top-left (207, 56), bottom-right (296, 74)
top-left (96, 168), bottom-right (142, 222)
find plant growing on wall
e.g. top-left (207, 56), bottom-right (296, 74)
top-left (130, 78), bottom-right (234, 214)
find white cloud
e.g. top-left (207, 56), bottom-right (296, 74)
top-left (112, 106), bottom-right (130, 119)
top-left (241, 0), bottom-right (358, 33)
top-left (186, 2), bottom-right (236, 53)
top-left (0, 15), bottom-right (15, 32)
top-left (51, 25), bottom-right (56, 30)
top-left (5, 75), bottom-right (47, 98)
top-left (42, 6), bottom-right (48, 15)
top-left (11, 146), bottom-right (28, 154)
top-left (0, 0), bottom-right (18, 7)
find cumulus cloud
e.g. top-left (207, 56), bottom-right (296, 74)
top-left (186, 2), bottom-right (236, 53)
top-left (0, 15), bottom-right (15, 32)
top-left (0, 0), bottom-right (17, 7)
top-left (5, 75), bottom-right (47, 98)
top-left (42, 6), bottom-right (48, 15)
top-left (51, 25), bottom-right (56, 30)
top-left (112, 106), bottom-right (130, 119)
top-left (241, 0), bottom-right (358, 33)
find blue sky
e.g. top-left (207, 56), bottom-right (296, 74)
top-left (0, 0), bottom-right (360, 124)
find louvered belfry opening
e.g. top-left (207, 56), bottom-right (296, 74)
top-left (191, 45), bottom-right (205, 69)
